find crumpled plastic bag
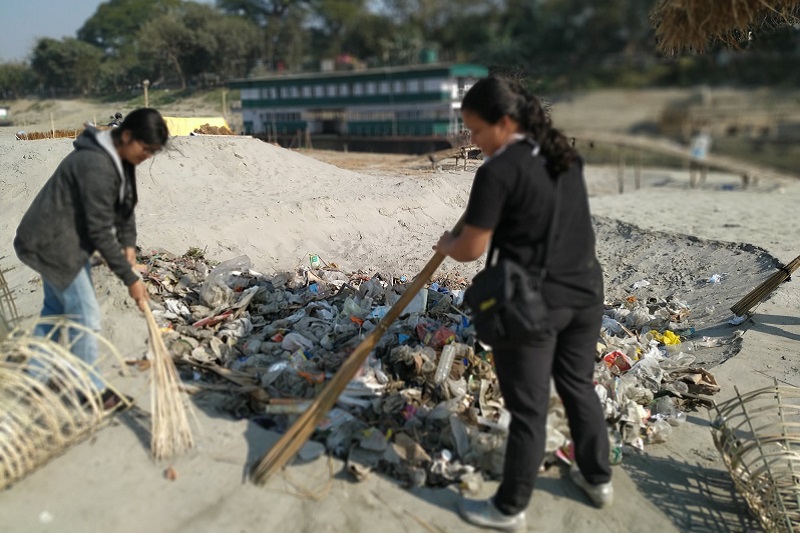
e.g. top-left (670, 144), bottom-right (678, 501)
top-left (200, 255), bottom-right (251, 308)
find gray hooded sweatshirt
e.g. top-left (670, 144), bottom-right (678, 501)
top-left (14, 127), bottom-right (139, 290)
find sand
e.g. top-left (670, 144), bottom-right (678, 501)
top-left (1, 122), bottom-right (799, 533)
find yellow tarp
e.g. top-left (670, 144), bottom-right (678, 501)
top-left (163, 116), bottom-right (230, 136)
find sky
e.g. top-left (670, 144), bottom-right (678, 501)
top-left (0, 0), bottom-right (213, 63)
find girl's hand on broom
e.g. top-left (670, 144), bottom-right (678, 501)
top-left (129, 279), bottom-right (150, 311)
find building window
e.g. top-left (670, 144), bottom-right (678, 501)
top-left (407, 79), bottom-right (420, 93)
top-left (269, 87), bottom-right (278, 99)
top-left (302, 86), bottom-right (312, 98)
top-left (353, 83), bottom-right (364, 96)
top-left (423, 78), bottom-right (442, 92)
top-left (290, 86), bottom-right (299, 98)
top-left (327, 84), bottom-right (337, 97)
top-left (279, 87), bottom-right (288, 98)
top-left (366, 82), bottom-right (377, 95)
top-left (339, 83), bottom-right (350, 96)
top-left (314, 85), bottom-right (324, 97)
top-left (379, 81), bottom-right (390, 94)
top-left (393, 80), bottom-right (404, 93)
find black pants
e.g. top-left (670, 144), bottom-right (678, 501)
top-left (492, 304), bottom-right (611, 515)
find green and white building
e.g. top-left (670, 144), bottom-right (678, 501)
top-left (229, 63), bottom-right (488, 139)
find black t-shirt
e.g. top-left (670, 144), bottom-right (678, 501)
top-left (464, 139), bottom-right (603, 308)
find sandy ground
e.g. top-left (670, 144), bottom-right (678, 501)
top-left (1, 109), bottom-right (800, 533)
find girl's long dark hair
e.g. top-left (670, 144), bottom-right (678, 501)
top-left (461, 76), bottom-right (576, 176)
top-left (112, 108), bottom-right (169, 146)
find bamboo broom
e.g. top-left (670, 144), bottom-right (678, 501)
top-left (731, 253), bottom-right (800, 316)
top-left (142, 303), bottom-right (195, 460)
top-left (250, 216), bottom-right (464, 485)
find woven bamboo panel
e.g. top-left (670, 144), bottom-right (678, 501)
top-left (711, 382), bottom-right (800, 532)
top-left (0, 321), bottom-right (130, 490)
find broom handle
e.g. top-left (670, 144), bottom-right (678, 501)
top-left (251, 215), bottom-right (466, 484)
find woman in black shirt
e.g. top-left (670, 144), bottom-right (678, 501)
top-left (435, 76), bottom-right (612, 531)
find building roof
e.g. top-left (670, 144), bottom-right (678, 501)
top-left (229, 63), bottom-right (487, 89)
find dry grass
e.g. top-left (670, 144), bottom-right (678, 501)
top-left (651, 0), bottom-right (800, 53)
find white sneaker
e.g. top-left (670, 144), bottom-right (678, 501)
top-left (570, 464), bottom-right (614, 508)
top-left (458, 498), bottom-right (526, 531)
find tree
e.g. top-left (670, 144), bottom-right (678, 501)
top-left (218, 0), bottom-right (314, 71)
top-left (0, 63), bottom-right (36, 99)
top-left (138, 3), bottom-right (263, 88)
top-left (78, 0), bottom-right (181, 52)
top-left (333, 12), bottom-right (390, 64)
top-left (138, 11), bottom-right (202, 89)
top-left (30, 38), bottom-right (104, 96)
top-left (212, 17), bottom-right (264, 80)
top-left (308, 0), bottom-right (367, 56)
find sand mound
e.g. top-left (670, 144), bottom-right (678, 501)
top-left (1, 135), bottom-right (471, 278)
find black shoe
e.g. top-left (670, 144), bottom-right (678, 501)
top-left (100, 389), bottom-right (134, 412)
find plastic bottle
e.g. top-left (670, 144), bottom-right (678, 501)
top-left (608, 429), bottom-right (624, 465)
top-left (434, 344), bottom-right (457, 384)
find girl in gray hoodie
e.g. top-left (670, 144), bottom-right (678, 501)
top-left (15, 108), bottom-right (168, 407)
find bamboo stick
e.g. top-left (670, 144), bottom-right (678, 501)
top-left (250, 216), bottom-right (464, 485)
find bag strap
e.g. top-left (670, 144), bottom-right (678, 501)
top-left (486, 149), bottom-right (563, 281)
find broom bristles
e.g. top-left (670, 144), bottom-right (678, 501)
top-left (144, 305), bottom-right (194, 460)
top-left (731, 254), bottom-right (800, 316)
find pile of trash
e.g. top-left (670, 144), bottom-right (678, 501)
top-left (138, 248), bottom-right (728, 488)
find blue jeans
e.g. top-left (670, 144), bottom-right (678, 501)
top-left (33, 263), bottom-right (105, 391)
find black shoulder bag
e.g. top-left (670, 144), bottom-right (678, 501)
top-left (463, 175), bottom-right (561, 347)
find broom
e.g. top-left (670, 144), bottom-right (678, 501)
top-left (730, 253), bottom-right (800, 316)
top-left (142, 303), bottom-right (195, 460)
top-left (250, 216), bottom-right (464, 485)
